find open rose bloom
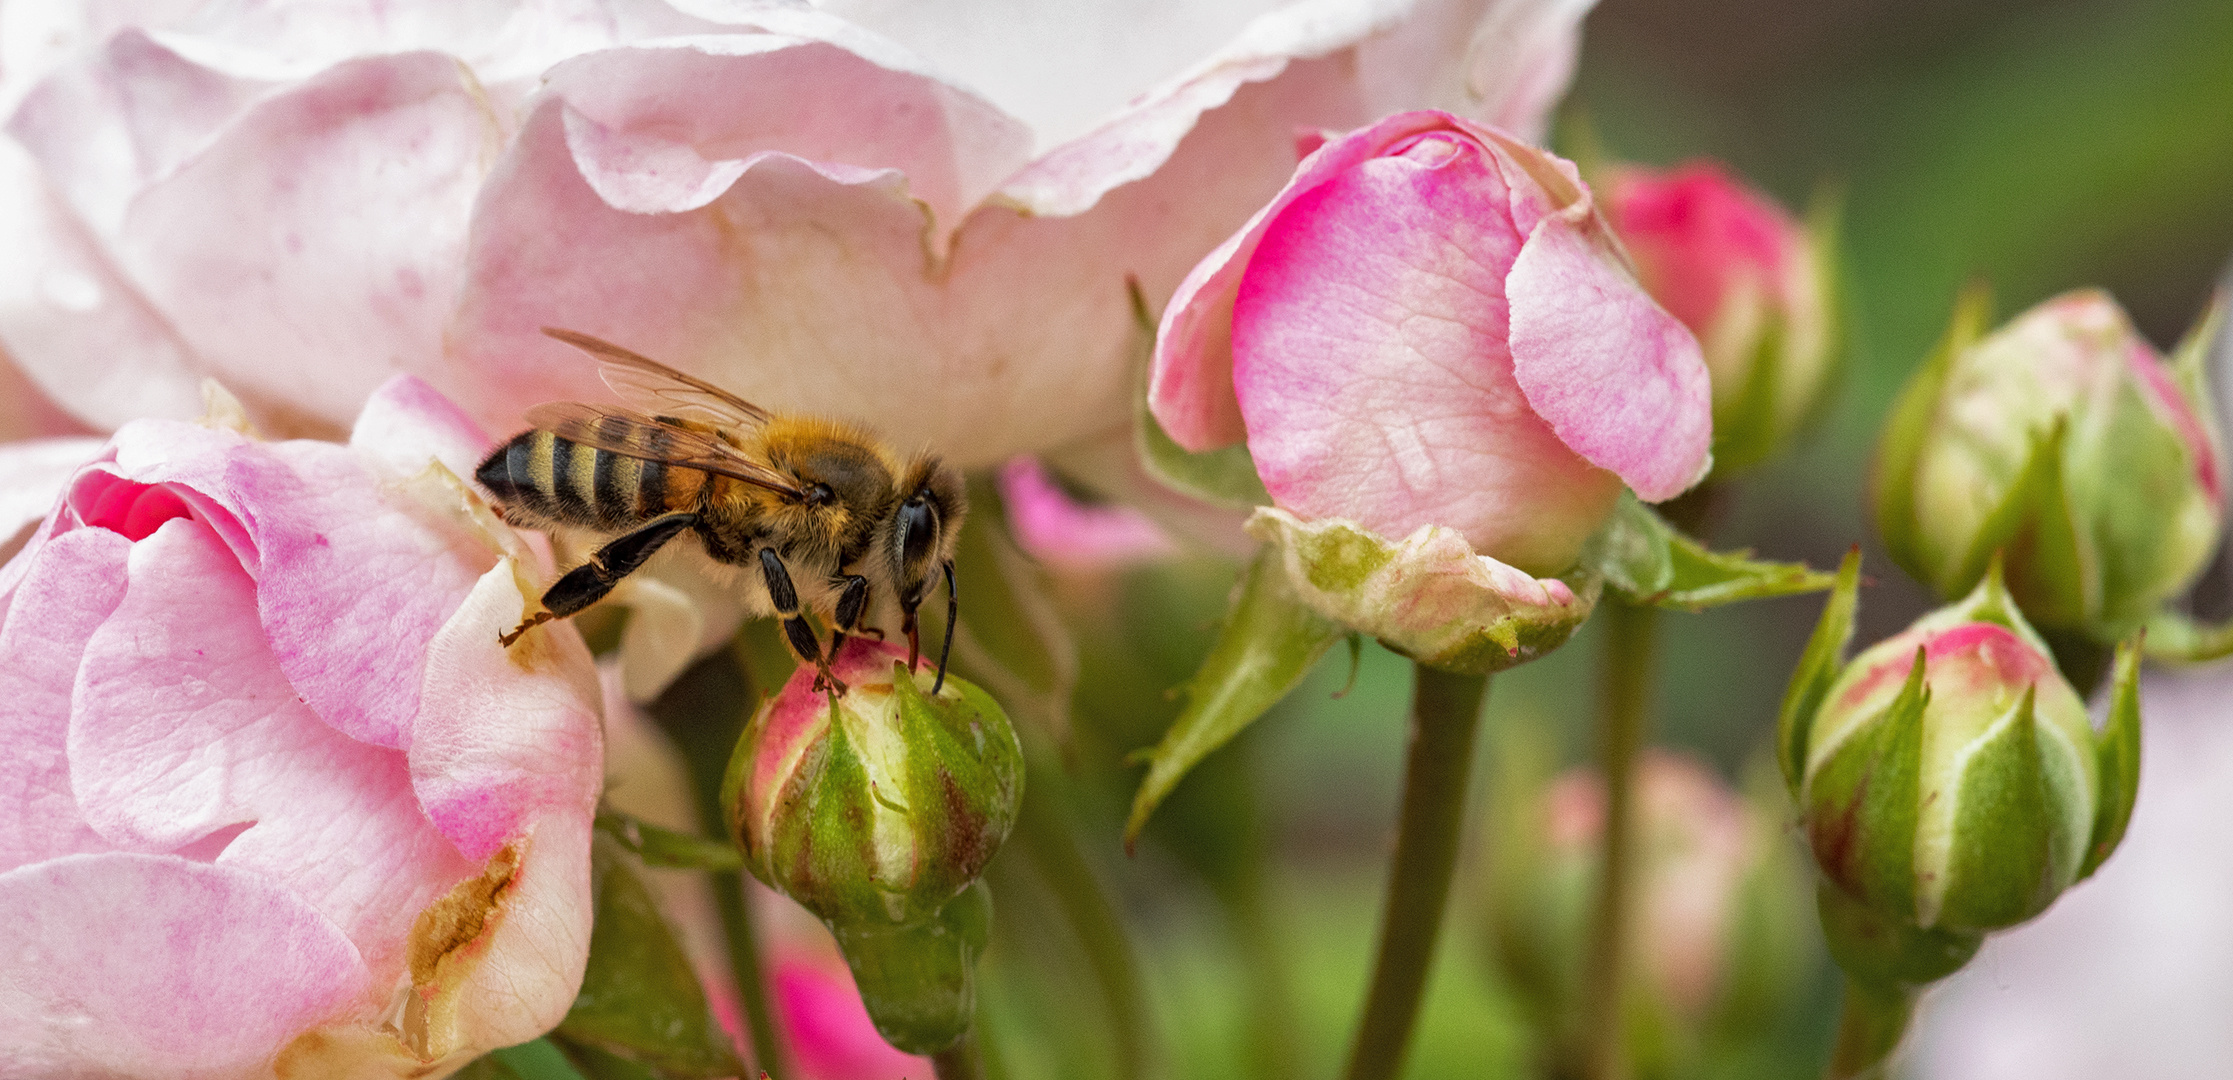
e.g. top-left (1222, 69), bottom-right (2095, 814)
top-left (0, 379), bottom-right (603, 1078)
top-left (0, 0), bottom-right (1599, 467)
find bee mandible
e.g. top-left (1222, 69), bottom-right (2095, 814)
top-left (474, 329), bottom-right (966, 695)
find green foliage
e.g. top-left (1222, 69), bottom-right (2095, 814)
top-left (1589, 493), bottom-right (1837, 610)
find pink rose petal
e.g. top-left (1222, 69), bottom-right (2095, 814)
top-left (0, 526), bottom-right (130, 873)
top-left (348, 373), bottom-right (496, 486)
top-left (1506, 212), bottom-right (1712, 501)
top-left (0, 852), bottom-right (367, 1079)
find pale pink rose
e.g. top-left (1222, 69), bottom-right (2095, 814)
top-left (1603, 161), bottom-right (1832, 467)
top-left (997, 455), bottom-right (1178, 571)
top-left (1, 0), bottom-right (1598, 467)
top-left (0, 377), bottom-right (604, 1079)
top-left (1152, 111), bottom-right (1711, 576)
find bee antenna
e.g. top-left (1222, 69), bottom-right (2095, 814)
top-left (934, 559), bottom-right (957, 695)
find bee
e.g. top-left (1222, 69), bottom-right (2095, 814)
top-left (474, 328), bottom-right (966, 694)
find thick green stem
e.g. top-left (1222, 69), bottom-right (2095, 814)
top-left (1340, 664), bottom-right (1491, 1080)
top-left (1578, 599), bottom-right (1660, 1080)
top-left (647, 649), bottom-right (789, 1080)
top-left (933, 1036), bottom-right (986, 1080)
top-left (1016, 769), bottom-right (1159, 1080)
top-left (1824, 979), bottom-right (1918, 1080)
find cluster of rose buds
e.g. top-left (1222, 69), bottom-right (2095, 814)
top-left (725, 640), bottom-right (1023, 1055)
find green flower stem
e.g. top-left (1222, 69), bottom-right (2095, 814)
top-left (1217, 854), bottom-right (1303, 1080)
top-left (1578, 598), bottom-right (1660, 1080)
top-left (933, 1036), bottom-right (986, 1080)
top-left (1824, 978), bottom-right (1918, 1080)
top-left (1016, 768), bottom-right (1159, 1080)
top-left (1341, 664), bottom-right (1491, 1080)
top-left (648, 649), bottom-right (789, 1080)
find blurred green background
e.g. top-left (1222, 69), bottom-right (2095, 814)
top-left (1002, 1), bottom-right (2233, 1078)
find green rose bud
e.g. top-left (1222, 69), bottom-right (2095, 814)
top-left (1780, 552), bottom-right (2142, 977)
top-left (1875, 289), bottom-right (2225, 644)
top-left (724, 640), bottom-right (1023, 1053)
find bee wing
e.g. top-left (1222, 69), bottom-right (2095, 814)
top-left (541, 327), bottom-right (774, 429)
top-left (525, 402), bottom-right (806, 498)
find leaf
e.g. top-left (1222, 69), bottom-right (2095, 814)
top-left (594, 809), bottom-right (743, 873)
top-left (465, 1040), bottom-right (591, 1080)
top-left (557, 837), bottom-right (745, 1079)
top-left (1127, 281), bottom-right (1271, 509)
top-left (1124, 546), bottom-right (1343, 849)
top-left (1777, 548), bottom-right (1862, 797)
top-left (2081, 638), bottom-right (2144, 879)
top-left (1875, 287), bottom-right (1991, 584)
top-left (1588, 492), bottom-right (1837, 610)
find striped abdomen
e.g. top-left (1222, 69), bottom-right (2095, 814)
top-left (475, 429), bottom-right (705, 531)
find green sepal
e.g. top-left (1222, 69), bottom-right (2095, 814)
top-left (1128, 281), bottom-right (1272, 509)
top-left (2168, 290), bottom-right (2226, 441)
top-left (889, 659), bottom-right (1025, 909)
top-left (1777, 548), bottom-right (1862, 796)
top-left (1953, 418), bottom-right (2097, 628)
top-left (1123, 545), bottom-right (1343, 848)
top-left (938, 473), bottom-right (1079, 750)
top-left (557, 836), bottom-right (744, 1079)
top-left (1934, 687), bottom-right (2062, 931)
top-left (1804, 649), bottom-right (1927, 916)
top-left (1589, 492), bottom-right (1836, 610)
top-left (2081, 638), bottom-right (2144, 879)
top-left (594, 810), bottom-right (743, 873)
top-left (1824, 976), bottom-right (1921, 1080)
top-left (1711, 299), bottom-right (1788, 473)
top-left (2140, 608), bottom-right (2233, 662)
top-left (1875, 287), bottom-right (1991, 583)
top-left (1814, 879), bottom-right (1981, 991)
top-left (831, 879), bottom-right (993, 1055)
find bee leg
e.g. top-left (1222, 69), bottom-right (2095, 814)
top-left (502, 512), bottom-right (698, 647)
top-left (826, 575), bottom-right (871, 661)
top-left (759, 548), bottom-right (843, 696)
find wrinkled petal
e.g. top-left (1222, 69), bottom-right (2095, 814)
top-left (0, 134), bottom-right (204, 429)
top-left (1507, 209), bottom-right (1712, 500)
top-left (0, 526), bottom-right (129, 873)
top-left (114, 52), bottom-right (499, 431)
top-left (1231, 125), bottom-right (1620, 572)
top-left (412, 559), bottom-right (603, 863)
top-left (0, 852), bottom-right (367, 1080)
top-left (1246, 506), bottom-right (1595, 674)
top-left (68, 516), bottom-right (477, 975)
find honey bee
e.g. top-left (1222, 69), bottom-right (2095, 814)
top-left (474, 328), bottom-right (966, 694)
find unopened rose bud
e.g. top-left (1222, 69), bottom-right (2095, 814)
top-left (1605, 161), bottom-right (1839, 471)
top-left (1781, 555), bottom-right (2141, 982)
top-left (725, 640), bottom-right (1022, 1053)
top-left (1876, 290), bottom-right (2224, 643)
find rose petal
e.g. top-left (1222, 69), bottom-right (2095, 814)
top-left (0, 435), bottom-right (104, 547)
top-left (115, 52), bottom-right (498, 431)
top-left (68, 516), bottom-right (477, 972)
top-left (348, 373), bottom-right (496, 485)
top-left (0, 135), bottom-right (204, 430)
top-left (412, 559), bottom-right (603, 862)
top-left (0, 526), bottom-right (130, 873)
top-left (1230, 127), bottom-right (1622, 572)
top-left (998, 455), bottom-right (1178, 569)
top-left (0, 852), bottom-right (367, 1079)
top-left (1506, 212), bottom-right (1712, 501)
top-left (411, 811), bottom-right (595, 1058)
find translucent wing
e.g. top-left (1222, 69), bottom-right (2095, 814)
top-left (542, 327), bottom-right (773, 428)
top-left (525, 402), bottom-right (805, 498)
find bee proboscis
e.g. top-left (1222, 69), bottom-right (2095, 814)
top-left (474, 328), bottom-right (966, 694)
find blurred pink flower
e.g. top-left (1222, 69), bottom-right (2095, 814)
top-left (1603, 161), bottom-right (1832, 466)
top-left (0, 377), bottom-right (604, 1078)
top-left (1151, 111), bottom-right (1710, 575)
top-left (998, 456), bottom-right (1178, 571)
top-left (773, 948), bottom-right (932, 1080)
top-left (0, 0), bottom-right (1598, 467)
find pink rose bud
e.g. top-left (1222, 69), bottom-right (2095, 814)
top-left (1483, 751), bottom-right (1812, 1074)
top-left (725, 640), bottom-right (1021, 1054)
top-left (1152, 111), bottom-right (1712, 577)
top-left (0, 377), bottom-right (605, 1078)
top-left (1877, 290), bottom-right (2224, 640)
top-left (1780, 555), bottom-right (2141, 999)
top-left (1605, 161), bottom-right (1837, 471)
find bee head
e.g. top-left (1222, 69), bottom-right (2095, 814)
top-left (892, 457), bottom-right (966, 688)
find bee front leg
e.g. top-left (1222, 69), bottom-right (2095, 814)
top-left (759, 548), bottom-right (843, 696)
top-left (827, 574), bottom-right (871, 660)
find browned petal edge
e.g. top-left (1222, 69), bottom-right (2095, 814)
top-left (405, 838), bottom-right (528, 1059)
